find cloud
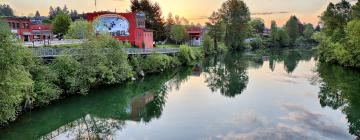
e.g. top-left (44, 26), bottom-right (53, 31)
top-left (208, 104), bottom-right (353, 140)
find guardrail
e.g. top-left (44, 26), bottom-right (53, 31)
top-left (31, 48), bottom-right (180, 58)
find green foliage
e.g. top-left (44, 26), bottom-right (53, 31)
top-left (178, 45), bottom-right (203, 65)
top-left (276, 28), bottom-right (290, 47)
top-left (50, 55), bottom-right (83, 94)
top-left (0, 22), bottom-right (33, 125)
top-left (316, 0), bottom-right (360, 68)
top-left (66, 20), bottom-right (92, 39)
top-left (155, 44), bottom-right (179, 48)
top-left (206, 11), bottom-right (225, 50)
top-left (0, 4), bottom-right (14, 16)
top-left (170, 25), bottom-right (188, 44)
top-left (250, 36), bottom-right (263, 50)
top-left (130, 0), bottom-right (166, 41)
top-left (218, 0), bottom-right (251, 50)
top-left (315, 19), bottom-right (360, 68)
top-left (352, 0), bottom-right (360, 19)
top-left (31, 63), bottom-right (61, 106)
top-left (250, 18), bottom-right (265, 35)
top-left (303, 23), bottom-right (315, 40)
top-left (52, 11), bottom-right (72, 38)
top-left (142, 54), bottom-right (180, 73)
top-left (294, 36), bottom-right (307, 47)
top-left (203, 33), bottom-right (215, 55)
top-left (285, 16), bottom-right (302, 44)
top-left (320, 0), bottom-right (351, 38)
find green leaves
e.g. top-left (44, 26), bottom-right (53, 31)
top-left (52, 11), bottom-right (72, 38)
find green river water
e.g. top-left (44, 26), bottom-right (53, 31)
top-left (0, 50), bottom-right (359, 140)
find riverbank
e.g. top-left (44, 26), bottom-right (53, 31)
top-left (1, 49), bottom-right (359, 139)
top-left (0, 33), bottom-right (204, 126)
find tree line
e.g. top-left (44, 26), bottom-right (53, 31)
top-left (314, 0), bottom-right (360, 68)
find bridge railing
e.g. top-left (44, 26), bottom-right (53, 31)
top-left (31, 48), bottom-right (179, 58)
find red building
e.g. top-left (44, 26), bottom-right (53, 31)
top-left (1, 17), bottom-right (53, 42)
top-left (86, 12), bottom-right (153, 48)
top-left (186, 26), bottom-right (202, 46)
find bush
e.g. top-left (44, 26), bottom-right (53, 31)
top-left (66, 19), bottom-right (92, 39)
top-left (142, 53), bottom-right (179, 73)
top-left (50, 54), bottom-right (83, 94)
top-left (0, 22), bottom-right (34, 125)
top-left (31, 64), bottom-right (61, 106)
top-left (250, 37), bottom-right (263, 50)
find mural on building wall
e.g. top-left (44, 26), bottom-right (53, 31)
top-left (93, 14), bottom-right (130, 36)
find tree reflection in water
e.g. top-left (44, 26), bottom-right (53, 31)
top-left (0, 67), bottom-right (192, 140)
top-left (315, 62), bottom-right (360, 137)
top-left (203, 49), bottom-right (313, 98)
top-left (203, 53), bottom-right (249, 98)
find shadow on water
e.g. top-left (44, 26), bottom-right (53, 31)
top-left (0, 49), bottom-right (360, 139)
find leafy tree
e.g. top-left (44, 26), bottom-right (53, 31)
top-left (285, 15), bottom-right (303, 44)
top-left (276, 28), bottom-right (290, 47)
top-left (303, 23), bottom-right (315, 40)
top-left (165, 12), bottom-right (175, 40)
top-left (218, 0), bottom-right (251, 50)
top-left (0, 22), bottom-right (33, 125)
top-left (250, 18), bottom-right (265, 35)
top-left (52, 11), bottom-right (72, 39)
top-left (320, 0), bottom-right (351, 38)
top-left (352, 0), bottom-right (360, 19)
top-left (0, 4), bottom-right (14, 16)
top-left (30, 63), bottom-right (61, 106)
top-left (203, 33), bottom-right (215, 55)
top-left (206, 11), bottom-right (225, 51)
top-left (270, 20), bottom-right (279, 47)
top-left (66, 20), bottom-right (92, 39)
top-left (170, 25), bottom-right (188, 44)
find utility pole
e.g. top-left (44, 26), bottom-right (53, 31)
top-left (95, 0), bottom-right (97, 11)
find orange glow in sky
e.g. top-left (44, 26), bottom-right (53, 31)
top-left (1, 0), bottom-right (352, 27)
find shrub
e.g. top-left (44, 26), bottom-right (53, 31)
top-left (142, 53), bottom-right (177, 73)
top-left (250, 37), bottom-right (263, 50)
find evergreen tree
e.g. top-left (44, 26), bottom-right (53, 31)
top-left (285, 16), bottom-right (302, 44)
top-left (130, 0), bottom-right (166, 42)
top-left (270, 20), bottom-right (279, 47)
top-left (0, 4), bottom-right (14, 16)
top-left (35, 11), bottom-right (41, 17)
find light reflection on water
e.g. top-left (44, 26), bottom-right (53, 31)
top-left (0, 49), bottom-right (359, 140)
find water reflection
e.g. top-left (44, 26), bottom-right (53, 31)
top-left (315, 62), bottom-right (360, 137)
top-left (203, 53), bottom-right (249, 98)
top-left (0, 67), bottom-right (192, 140)
top-left (1, 49), bottom-right (360, 140)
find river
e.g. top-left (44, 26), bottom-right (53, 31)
top-left (0, 49), bottom-right (359, 140)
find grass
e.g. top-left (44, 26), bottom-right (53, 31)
top-left (155, 44), bottom-right (179, 48)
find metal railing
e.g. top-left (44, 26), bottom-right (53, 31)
top-left (31, 48), bottom-right (179, 58)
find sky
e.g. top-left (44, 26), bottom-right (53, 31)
top-left (1, 0), bottom-right (355, 27)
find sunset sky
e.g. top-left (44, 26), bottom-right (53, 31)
top-left (1, 0), bottom-right (355, 27)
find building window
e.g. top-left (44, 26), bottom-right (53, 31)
top-left (25, 23), bottom-right (29, 29)
top-left (12, 23), bottom-right (16, 28)
top-left (16, 23), bottom-right (20, 29)
top-left (22, 23), bottom-right (25, 29)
